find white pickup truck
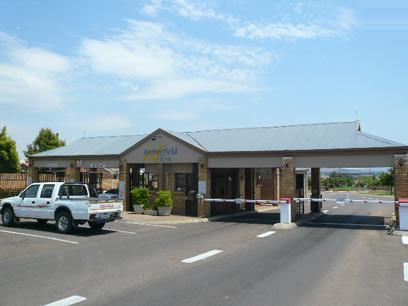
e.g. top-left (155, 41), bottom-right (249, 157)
top-left (0, 182), bottom-right (123, 234)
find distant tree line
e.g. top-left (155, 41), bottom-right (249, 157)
top-left (0, 127), bottom-right (65, 173)
top-left (321, 170), bottom-right (395, 192)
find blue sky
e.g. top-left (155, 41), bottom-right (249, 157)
top-left (0, 0), bottom-right (407, 158)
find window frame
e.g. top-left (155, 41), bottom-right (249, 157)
top-left (21, 184), bottom-right (40, 199)
top-left (40, 184), bottom-right (55, 199)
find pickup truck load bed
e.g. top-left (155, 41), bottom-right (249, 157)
top-left (0, 182), bottom-right (123, 234)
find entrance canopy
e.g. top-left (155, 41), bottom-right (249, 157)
top-left (31, 121), bottom-right (407, 169)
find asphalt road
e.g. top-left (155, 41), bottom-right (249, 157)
top-left (1, 192), bottom-right (407, 306)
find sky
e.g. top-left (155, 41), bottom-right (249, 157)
top-left (0, 0), bottom-right (407, 159)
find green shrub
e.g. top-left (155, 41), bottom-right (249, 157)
top-left (155, 190), bottom-right (173, 207)
top-left (130, 187), bottom-right (150, 207)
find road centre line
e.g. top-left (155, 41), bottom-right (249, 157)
top-left (333, 207), bottom-right (338, 209)
top-left (124, 221), bottom-right (177, 229)
top-left (0, 229), bottom-right (78, 245)
top-left (43, 295), bottom-right (86, 306)
top-left (402, 236), bottom-right (408, 245)
top-left (181, 250), bottom-right (223, 264)
top-left (322, 210), bottom-right (329, 214)
top-left (404, 263), bottom-right (408, 282)
top-left (256, 231), bottom-right (276, 238)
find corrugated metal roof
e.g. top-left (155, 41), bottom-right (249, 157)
top-left (33, 134), bottom-right (146, 157)
top-left (32, 121), bottom-right (405, 158)
top-left (184, 121), bottom-right (405, 152)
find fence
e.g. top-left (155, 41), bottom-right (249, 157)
top-left (0, 173), bottom-right (27, 199)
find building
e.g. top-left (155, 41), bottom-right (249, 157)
top-left (29, 121), bottom-right (408, 220)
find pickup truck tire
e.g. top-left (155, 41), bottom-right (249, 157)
top-left (89, 221), bottom-right (105, 230)
top-left (37, 219), bottom-right (48, 225)
top-left (2, 207), bottom-right (16, 227)
top-left (55, 211), bottom-right (74, 234)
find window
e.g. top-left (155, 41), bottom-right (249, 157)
top-left (22, 185), bottom-right (40, 198)
top-left (144, 173), bottom-right (158, 190)
top-left (40, 184), bottom-right (55, 198)
top-left (59, 184), bottom-right (88, 197)
top-left (175, 174), bottom-right (187, 192)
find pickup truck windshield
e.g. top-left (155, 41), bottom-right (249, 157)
top-left (59, 184), bottom-right (88, 197)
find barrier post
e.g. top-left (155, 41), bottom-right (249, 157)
top-left (280, 198), bottom-right (292, 224)
top-left (399, 199), bottom-right (408, 231)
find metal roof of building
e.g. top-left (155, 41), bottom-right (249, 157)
top-left (184, 121), bottom-right (405, 152)
top-left (32, 121), bottom-right (405, 158)
top-left (33, 134), bottom-right (146, 157)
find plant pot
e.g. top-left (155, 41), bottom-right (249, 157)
top-left (143, 209), bottom-right (158, 216)
top-left (158, 206), bottom-right (172, 216)
top-left (133, 204), bottom-right (144, 214)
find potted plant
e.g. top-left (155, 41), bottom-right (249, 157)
top-left (143, 201), bottom-right (158, 216)
top-left (130, 187), bottom-right (150, 214)
top-left (155, 190), bottom-right (173, 216)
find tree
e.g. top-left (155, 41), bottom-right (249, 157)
top-left (322, 172), bottom-right (353, 190)
top-left (24, 128), bottom-right (65, 158)
top-left (0, 126), bottom-right (20, 172)
top-left (379, 169), bottom-right (394, 194)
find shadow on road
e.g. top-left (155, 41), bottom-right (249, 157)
top-left (1, 221), bottom-right (116, 237)
top-left (213, 212), bottom-right (281, 225)
top-left (301, 214), bottom-right (386, 230)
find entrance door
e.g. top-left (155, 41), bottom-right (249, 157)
top-left (211, 168), bottom-right (239, 215)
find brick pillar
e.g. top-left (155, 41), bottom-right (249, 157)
top-left (280, 157), bottom-right (296, 221)
top-left (158, 163), bottom-right (164, 190)
top-left (27, 159), bottom-right (38, 184)
top-left (272, 168), bottom-right (280, 200)
top-left (239, 168), bottom-right (245, 198)
top-left (67, 160), bottom-right (80, 183)
top-left (311, 168), bottom-right (322, 212)
top-left (197, 158), bottom-right (211, 217)
top-left (119, 160), bottom-right (130, 211)
top-left (395, 154), bottom-right (408, 225)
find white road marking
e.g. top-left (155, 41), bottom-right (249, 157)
top-left (306, 222), bottom-right (385, 228)
top-left (181, 250), bottom-right (223, 264)
top-left (105, 228), bottom-right (137, 235)
top-left (404, 263), bottom-right (408, 282)
top-left (124, 221), bottom-right (177, 229)
top-left (0, 229), bottom-right (78, 245)
top-left (44, 295), bottom-right (86, 306)
top-left (322, 210), bottom-right (329, 214)
top-left (333, 206), bottom-right (338, 209)
top-left (256, 231), bottom-right (276, 238)
top-left (402, 236), bottom-right (408, 245)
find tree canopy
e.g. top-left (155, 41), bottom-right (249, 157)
top-left (0, 126), bottom-right (20, 172)
top-left (24, 128), bottom-right (65, 158)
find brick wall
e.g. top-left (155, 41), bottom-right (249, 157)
top-left (198, 158), bottom-right (211, 217)
top-left (395, 154), bottom-right (408, 224)
top-left (279, 157), bottom-right (296, 221)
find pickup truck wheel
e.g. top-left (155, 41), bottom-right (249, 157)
top-left (37, 219), bottom-right (48, 225)
top-left (56, 211), bottom-right (73, 234)
top-left (2, 207), bottom-right (16, 227)
top-left (89, 221), bottom-right (105, 230)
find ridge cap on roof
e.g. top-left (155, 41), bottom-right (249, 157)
top-left (185, 121), bottom-right (358, 134)
top-left (78, 133), bottom-right (146, 140)
top-left (357, 131), bottom-right (406, 146)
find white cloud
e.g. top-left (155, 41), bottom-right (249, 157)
top-left (0, 32), bottom-right (71, 109)
top-left (337, 7), bottom-right (357, 31)
top-left (234, 22), bottom-right (335, 40)
top-left (143, 1), bottom-right (357, 41)
top-left (80, 20), bottom-right (272, 101)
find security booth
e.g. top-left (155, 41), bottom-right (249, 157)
top-left (29, 121), bottom-right (408, 222)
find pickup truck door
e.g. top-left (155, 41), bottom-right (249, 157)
top-left (35, 184), bottom-right (56, 219)
top-left (15, 184), bottom-right (41, 218)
